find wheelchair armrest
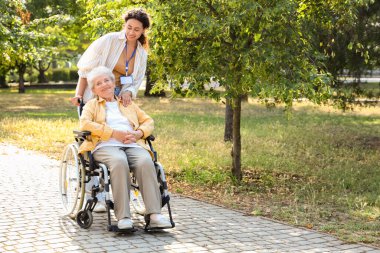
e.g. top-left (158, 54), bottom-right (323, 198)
top-left (73, 130), bottom-right (91, 138)
top-left (145, 135), bottom-right (157, 162)
top-left (146, 135), bottom-right (155, 141)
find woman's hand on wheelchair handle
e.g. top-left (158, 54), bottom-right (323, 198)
top-left (70, 95), bottom-right (82, 106)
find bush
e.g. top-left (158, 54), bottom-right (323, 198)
top-left (25, 67), bottom-right (38, 84)
top-left (51, 68), bottom-right (77, 82)
top-left (69, 69), bottom-right (78, 81)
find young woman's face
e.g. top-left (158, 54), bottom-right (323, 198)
top-left (125, 18), bottom-right (144, 42)
top-left (92, 74), bottom-right (115, 99)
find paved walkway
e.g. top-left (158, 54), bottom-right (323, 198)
top-left (0, 144), bottom-right (379, 253)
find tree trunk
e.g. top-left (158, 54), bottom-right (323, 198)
top-left (52, 60), bottom-right (58, 69)
top-left (231, 96), bottom-right (242, 181)
top-left (241, 93), bottom-right (248, 102)
top-left (37, 69), bottom-right (48, 83)
top-left (144, 63), bottom-right (165, 97)
top-left (0, 74), bottom-right (7, 88)
top-left (37, 60), bottom-right (50, 83)
top-left (18, 63), bottom-right (26, 93)
top-left (144, 65), bottom-right (154, 96)
top-left (224, 98), bottom-right (233, 142)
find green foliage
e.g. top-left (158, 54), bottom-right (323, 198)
top-left (147, 0), bottom-right (379, 109)
top-left (77, 0), bottom-right (148, 40)
top-left (301, 0), bottom-right (379, 84)
top-left (51, 68), bottom-right (77, 82)
top-left (148, 0), bottom-right (333, 107)
top-left (0, 0), bottom-right (81, 84)
top-left (69, 68), bottom-right (78, 81)
top-left (0, 1), bottom-right (35, 69)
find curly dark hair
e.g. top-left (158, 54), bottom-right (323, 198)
top-left (123, 8), bottom-right (150, 47)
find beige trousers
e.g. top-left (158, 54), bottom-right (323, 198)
top-left (93, 146), bottom-right (161, 220)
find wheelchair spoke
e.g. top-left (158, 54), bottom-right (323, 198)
top-left (59, 143), bottom-right (85, 217)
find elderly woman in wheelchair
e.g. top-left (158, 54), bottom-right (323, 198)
top-left (60, 66), bottom-right (174, 232)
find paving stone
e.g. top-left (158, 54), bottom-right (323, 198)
top-left (0, 143), bottom-right (379, 253)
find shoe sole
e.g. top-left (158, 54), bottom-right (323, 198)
top-left (149, 223), bottom-right (173, 228)
top-left (118, 226), bottom-right (134, 229)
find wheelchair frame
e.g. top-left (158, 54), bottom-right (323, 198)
top-left (59, 130), bottom-right (175, 232)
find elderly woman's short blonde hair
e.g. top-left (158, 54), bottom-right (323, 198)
top-left (87, 66), bottom-right (115, 90)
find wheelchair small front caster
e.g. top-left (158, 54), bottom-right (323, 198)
top-left (76, 210), bottom-right (93, 229)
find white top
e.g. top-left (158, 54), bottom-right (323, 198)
top-left (93, 101), bottom-right (140, 152)
top-left (77, 31), bottom-right (148, 102)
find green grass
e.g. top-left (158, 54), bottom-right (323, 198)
top-left (0, 88), bottom-right (75, 94)
top-left (0, 90), bottom-right (379, 247)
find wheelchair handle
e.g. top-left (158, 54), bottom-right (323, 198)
top-left (78, 98), bottom-right (85, 116)
top-left (146, 135), bottom-right (155, 141)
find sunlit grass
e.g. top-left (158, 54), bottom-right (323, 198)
top-left (0, 90), bottom-right (379, 246)
top-left (0, 88), bottom-right (74, 94)
top-left (0, 117), bottom-right (77, 155)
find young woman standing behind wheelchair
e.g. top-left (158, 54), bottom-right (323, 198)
top-left (70, 8), bottom-right (151, 212)
top-left (70, 7), bottom-right (150, 107)
top-left (79, 66), bottom-right (172, 229)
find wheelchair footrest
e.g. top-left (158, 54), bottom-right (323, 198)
top-left (144, 223), bottom-right (175, 231)
top-left (107, 225), bottom-right (137, 233)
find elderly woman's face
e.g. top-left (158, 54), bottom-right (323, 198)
top-left (125, 18), bottom-right (144, 42)
top-left (92, 74), bottom-right (115, 100)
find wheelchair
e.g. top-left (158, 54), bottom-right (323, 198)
top-left (59, 129), bottom-right (175, 232)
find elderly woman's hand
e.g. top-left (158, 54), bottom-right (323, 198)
top-left (121, 91), bottom-right (132, 107)
top-left (123, 132), bottom-right (137, 144)
top-left (111, 130), bottom-right (129, 142)
top-left (129, 130), bottom-right (143, 140)
top-left (111, 129), bottom-right (143, 144)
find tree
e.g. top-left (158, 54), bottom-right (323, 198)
top-left (224, 100), bottom-right (233, 142)
top-left (76, 0), bottom-right (138, 41)
top-left (298, 0), bottom-right (379, 103)
top-left (148, 0), bottom-right (344, 180)
top-left (0, 0), bottom-right (59, 92)
top-left (4, 1), bottom-right (36, 93)
top-left (25, 0), bottom-right (84, 83)
top-left (145, 61), bottom-right (166, 97)
top-left (0, 0), bottom-right (84, 91)
top-left (321, 0), bottom-right (379, 82)
top-left (0, 0), bottom-right (25, 88)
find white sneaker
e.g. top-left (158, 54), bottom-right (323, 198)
top-left (149, 214), bottom-right (172, 228)
top-left (93, 202), bottom-right (106, 213)
top-left (117, 218), bottom-right (134, 229)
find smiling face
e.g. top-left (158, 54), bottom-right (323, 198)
top-left (125, 18), bottom-right (145, 42)
top-left (91, 74), bottom-right (115, 101)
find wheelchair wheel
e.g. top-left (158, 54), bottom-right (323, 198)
top-left (130, 177), bottom-right (146, 215)
top-left (59, 143), bottom-right (86, 218)
top-left (76, 210), bottom-right (93, 229)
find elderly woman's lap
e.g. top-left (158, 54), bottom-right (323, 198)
top-left (92, 146), bottom-right (154, 171)
top-left (93, 146), bottom-right (129, 171)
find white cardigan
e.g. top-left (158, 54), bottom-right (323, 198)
top-left (77, 31), bottom-right (147, 102)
